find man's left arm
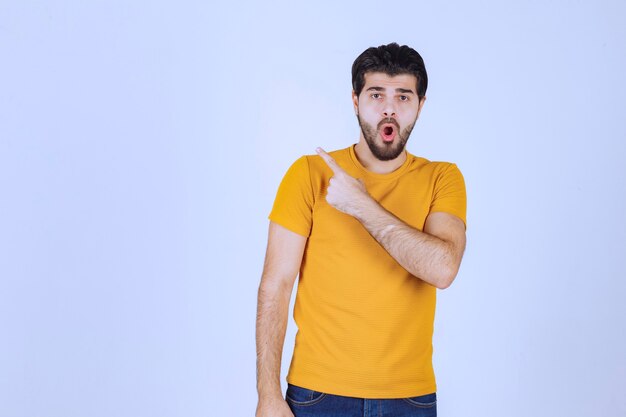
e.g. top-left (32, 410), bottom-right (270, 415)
top-left (355, 203), bottom-right (466, 289)
top-left (316, 147), bottom-right (466, 289)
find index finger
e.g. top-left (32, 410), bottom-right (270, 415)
top-left (316, 147), bottom-right (345, 175)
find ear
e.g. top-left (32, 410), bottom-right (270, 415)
top-left (416, 95), bottom-right (427, 118)
top-left (352, 90), bottom-right (359, 115)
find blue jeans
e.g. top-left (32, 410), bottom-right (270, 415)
top-left (285, 383), bottom-right (437, 417)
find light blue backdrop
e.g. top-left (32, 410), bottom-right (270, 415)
top-left (1, 1), bottom-right (625, 416)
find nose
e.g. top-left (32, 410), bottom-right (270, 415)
top-left (382, 97), bottom-right (396, 118)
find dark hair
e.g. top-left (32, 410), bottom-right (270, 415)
top-left (351, 42), bottom-right (428, 99)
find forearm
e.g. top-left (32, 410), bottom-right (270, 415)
top-left (256, 279), bottom-right (291, 399)
top-left (354, 198), bottom-right (456, 288)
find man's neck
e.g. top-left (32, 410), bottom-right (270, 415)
top-left (354, 141), bottom-right (407, 174)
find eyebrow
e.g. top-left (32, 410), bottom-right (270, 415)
top-left (365, 86), bottom-right (415, 94)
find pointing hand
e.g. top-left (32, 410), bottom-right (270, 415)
top-left (316, 147), bottom-right (372, 217)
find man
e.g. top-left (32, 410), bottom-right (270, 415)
top-left (256, 42), bottom-right (467, 417)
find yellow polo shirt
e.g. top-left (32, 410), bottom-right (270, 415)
top-left (268, 145), bottom-right (467, 398)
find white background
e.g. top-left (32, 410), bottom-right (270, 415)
top-left (1, 1), bottom-right (625, 416)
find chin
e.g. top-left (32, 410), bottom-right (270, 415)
top-left (368, 140), bottom-right (406, 161)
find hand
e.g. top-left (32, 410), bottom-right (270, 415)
top-left (316, 147), bottom-right (372, 217)
top-left (255, 395), bottom-right (294, 417)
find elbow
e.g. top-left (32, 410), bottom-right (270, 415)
top-left (434, 266), bottom-right (459, 290)
top-left (436, 278), bottom-right (453, 290)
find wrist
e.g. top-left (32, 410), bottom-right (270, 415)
top-left (257, 387), bottom-right (284, 401)
top-left (353, 193), bottom-right (377, 222)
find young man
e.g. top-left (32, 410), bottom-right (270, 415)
top-left (256, 43), bottom-right (467, 417)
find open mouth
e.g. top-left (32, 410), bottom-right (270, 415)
top-left (380, 124), bottom-right (397, 142)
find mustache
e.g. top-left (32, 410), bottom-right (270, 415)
top-left (377, 118), bottom-right (400, 130)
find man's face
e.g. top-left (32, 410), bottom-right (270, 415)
top-left (352, 72), bottom-right (426, 161)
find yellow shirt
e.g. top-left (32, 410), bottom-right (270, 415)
top-left (268, 144), bottom-right (467, 398)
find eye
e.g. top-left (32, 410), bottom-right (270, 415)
top-left (399, 95), bottom-right (409, 101)
top-left (371, 93), bottom-right (381, 99)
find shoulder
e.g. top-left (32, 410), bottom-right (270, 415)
top-left (303, 147), bottom-right (351, 175)
top-left (406, 152), bottom-right (462, 176)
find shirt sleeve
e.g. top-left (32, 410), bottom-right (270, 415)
top-left (429, 163), bottom-right (467, 230)
top-left (268, 155), bottom-right (314, 237)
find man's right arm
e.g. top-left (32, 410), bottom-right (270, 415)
top-left (255, 221), bottom-right (307, 417)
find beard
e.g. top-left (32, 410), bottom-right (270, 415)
top-left (357, 114), bottom-right (417, 161)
